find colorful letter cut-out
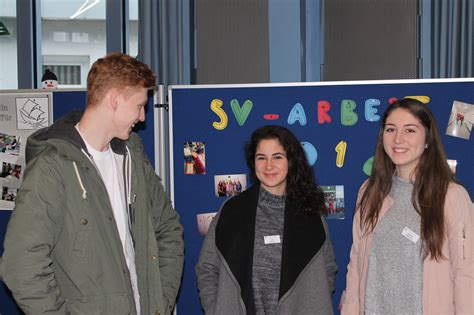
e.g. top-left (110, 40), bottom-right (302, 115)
top-left (211, 99), bottom-right (228, 130)
top-left (341, 99), bottom-right (358, 126)
top-left (363, 156), bottom-right (374, 176)
top-left (335, 140), bottom-right (347, 168)
top-left (404, 96), bottom-right (430, 104)
top-left (365, 99), bottom-right (381, 122)
top-left (230, 99), bottom-right (253, 126)
top-left (287, 103), bottom-right (307, 126)
top-left (317, 101), bottom-right (332, 124)
top-left (301, 142), bottom-right (317, 166)
top-left (263, 114), bottom-right (280, 120)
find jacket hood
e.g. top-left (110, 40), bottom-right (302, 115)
top-left (26, 110), bottom-right (128, 163)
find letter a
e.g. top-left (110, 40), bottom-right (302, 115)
top-left (287, 103), bottom-right (307, 126)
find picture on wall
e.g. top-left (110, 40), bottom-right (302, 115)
top-left (0, 132), bottom-right (20, 156)
top-left (1, 186), bottom-right (18, 202)
top-left (196, 212), bottom-right (217, 236)
top-left (184, 141), bottom-right (206, 175)
top-left (16, 97), bottom-right (50, 130)
top-left (1, 161), bottom-right (22, 179)
top-left (214, 174), bottom-right (247, 197)
top-left (445, 100), bottom-right (474, 140)
top-left (447, 159), bottom-right (457, 175)
top-left (321, 185), bottom-right (345, 219)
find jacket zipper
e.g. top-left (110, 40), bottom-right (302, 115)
top-left (123, 150), bottom-right (135, 244)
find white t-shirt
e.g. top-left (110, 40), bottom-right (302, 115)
top-left (76, 125), bottom-right (141, 313)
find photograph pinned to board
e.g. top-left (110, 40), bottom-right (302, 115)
top-left (321, 185), bottom-right (345, 219)
top-left (0, 154), bottom-right (22, 210)
top-left (0, 132), bottom-right (20, 155)
top-left (445, 100), bottom-right (474, 140)
top-left (2, 186), bottom-right (18, 202)
top-left (447, 159), bottom-right (457, 175)
top-left (184, 141), bottom-right (206, 175)
top-left (214, 174), bottom-right (247, 197)
top-left (196, 212), bottom-right (217, 236)
top-left (1, 161), bottom-right (22, 179)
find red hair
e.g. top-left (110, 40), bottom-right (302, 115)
top-left (86, 52), bottom-right (156, 107)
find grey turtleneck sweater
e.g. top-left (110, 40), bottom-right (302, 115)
top-left (365, 176), bottom-right (423, 315)
top-left (252, 187), bottom-right (286, 315)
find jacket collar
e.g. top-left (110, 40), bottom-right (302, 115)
top-left (216, 185), bottom-right (259, 314)
top-left (29, 110), bottom-right (128, 160)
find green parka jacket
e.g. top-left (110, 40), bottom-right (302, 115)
top-left (2, 110), bottom-right (184, 315)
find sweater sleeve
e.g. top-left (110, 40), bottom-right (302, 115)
top-left (1, 155), bottom-right (67, 314)
top-left (445, 184), bottom-right (474, 314)
top-left (340, 185), bottom-right (366, 315)
top-left (195, 213), bottom-right (221, 315)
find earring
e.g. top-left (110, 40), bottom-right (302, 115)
top-left (424, 144), bottom-right (428, 149)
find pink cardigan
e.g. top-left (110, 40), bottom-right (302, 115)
top-left (341, 182), bottom-right (473, 315)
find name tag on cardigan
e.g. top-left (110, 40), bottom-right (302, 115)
top-left (402, 227), bottom-right (420, 243)
top-left (264, 235), bottom-right (281, 244)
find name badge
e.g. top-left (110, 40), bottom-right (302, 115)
top-left (402, 227), bottom-right (420, 243)
top-left (264, 235), bottom-right (281, 244)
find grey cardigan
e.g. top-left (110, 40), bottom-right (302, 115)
top-left (196, 185), bottom-right (337, 314)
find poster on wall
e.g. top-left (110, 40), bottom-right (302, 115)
top-left (445, 100), bottom-right (474, 140)
top-left (321, 185), bottom-right (345, 219)
top-left (0, 92), bottom-right (53, 210)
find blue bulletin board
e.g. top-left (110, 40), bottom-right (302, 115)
top-left (169, 79), bottom-right (474, 315)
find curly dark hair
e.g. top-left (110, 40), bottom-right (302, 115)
top-left (245, 125), bottom-right (327, 215)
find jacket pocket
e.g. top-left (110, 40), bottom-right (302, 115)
top-left (65, 293), bottom-right (131, 315)
top-left (72, 217), bottom-right (91, 256)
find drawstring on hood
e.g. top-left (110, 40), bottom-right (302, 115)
top-left (26, 110), bottom-right (131, 203)
top-left (73, 147), bottom-right (96, 200)
top-left (73, 161), bottom-right (87, 199)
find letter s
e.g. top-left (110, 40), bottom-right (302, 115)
top-left (210, 99), bottom-right (228, 130)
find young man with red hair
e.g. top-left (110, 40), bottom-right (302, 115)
top-left (2, 53), bottom-right (184, 315)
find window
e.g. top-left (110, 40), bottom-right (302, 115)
top-left (42, 55), bottom-right (89, 87)
top-left (0, 0), bottom-right (18, 89)
top-left (129, 0), bottom-right (138, 57)
top-left (42, 65), bottom-right (81, 86)
top-left (40, 0), bottom-right (106, 88)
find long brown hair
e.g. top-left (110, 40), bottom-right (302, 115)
top-left (358, 98), bottom-right (455, 261)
